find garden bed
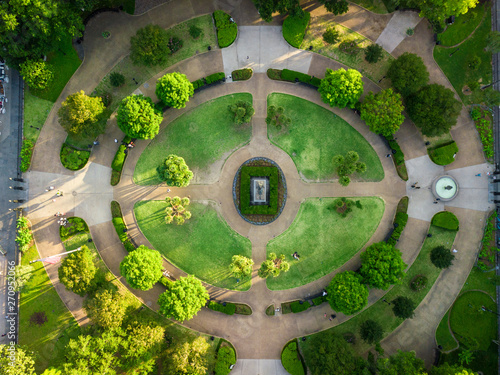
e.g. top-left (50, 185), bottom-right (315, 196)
top-left (477, 211), bottom-right (497, 270)
top-left (281, 340), bottom-right (306, 375)
top-left (60, 143), bottom-right (90, 171)
top-left (471, 107), bottom-right (494, 161)
top-left (110, 200), bottom-right (135, 252)
top-left (283, 12), bottom-right (311, 48)
top-left (428, 141), bottom-right (458, 166)
top-left (231, 68), bottom-right (253, 81)
top-left (213, 10), bottom-right (237, 48)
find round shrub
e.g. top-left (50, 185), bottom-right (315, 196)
top-left (158, 154), bottom-right (194, 187)
top-left (360, 319), bottom-right (383, 344)
top-left (410, 275), bottom-right (428, 291)
top-left (323, 26), bottom-right (340, 44)
top-left (430, 245), bottom-right (455, 269)
top-left (392, 296), bottom-right (416, 319)
top-left (168, 36), bottom-right (183, 53)
top-left (110, 72), bottom-right (125, 87)
top-left (364, 44), bottom-right (383, 64)
top-left (431, 211), bottom-right (459, 231)
top-left (189, 24), bottom-right (203, 39)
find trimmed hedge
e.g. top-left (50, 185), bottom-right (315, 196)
top-left (213, 11), bottom-right (237, 48)
top-left (281, 341), bottom-right (306, 375)
top-left (431, 211), bottom-right (459, 231)
top-left (283, 12), bottom-right (310, 48)
top-left (240, 166), bottom-right (278, 215)
top-left (111, 136), bottom-right (131, 186)
top-left (387, 138), bottom-right (408, 180)
top-left (215, 346), bottom-right (236, 375)
top-left (387, 212), bottom-right (409, 246)
top-left (290, 301), bottom-right (310, 313)
top-left (232, 68), bottom-right (253, 81)
top-left (281, 69), bottom-right (321, 87)
top-left (428, 141), bottom-right (458, 166)
top-left (60, 143), bottom-right (90, 171)
top-left (191, 72), bottom-right (225, 91)
top-left (159, 276), bottom-right (172, 287)
top-left (312, 296), bottom-right (326, 306)
top-left (208, 301), bottom-right (236, 315)
top-left (110, 200), bottom-right (136, 252)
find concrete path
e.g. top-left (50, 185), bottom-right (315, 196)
top-left (232, 359), bottom-right (289, 375)
top-left (376, 11), bottom-right (423, 53)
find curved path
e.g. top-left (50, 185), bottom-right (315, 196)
top-left (23, 0), bottom-right (492, 370)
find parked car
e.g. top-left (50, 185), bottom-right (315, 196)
top-left (0, 97), bottom-right (4, 113)
top-left (0, 82), bottom-right (4, 97)
top-left (0, 65), bottom-right (4, 80)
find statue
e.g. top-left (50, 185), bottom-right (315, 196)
top-left (444, 185), bottom-right (453, 190)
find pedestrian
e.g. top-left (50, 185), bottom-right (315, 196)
top-left (475, 173), bottom-right (481, 177)
top-left (415, 186), bottom-right (421, 189)
top-left (436, 198), bottom-right (440, 201)
top-left (452, 249), bottom-right (458, 253)
top-left (386, 154), bottom-right (391, 158)
top-left (45, 186), bottom-right (54, 192)
top-left (329, 317), bottom-right (332, 321)
top-left (411, 184), bottom-right (415, 188)
top-left (247, 56), bottom-right (249, 59)
top-left (93, 141), bottom-right (99, 146)
top-left (1, 334), bottom-right (6, 337)
top-left (114, 139), bottom-right (118, 143)
top-left (324, 313), bottom-right (327, 318)
top-left (433, 201), bottom-right (438, 204)
top-left (167, 188), bottom-right (171, 193)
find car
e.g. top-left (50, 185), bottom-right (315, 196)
top-left (0, 82), bottom-right (4, 97)
top-left (0, 97), bottom-right (4, 112)
top-left (0, 65), bottom-right (4, 81)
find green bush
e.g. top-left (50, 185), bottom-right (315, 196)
top-left (428, 141), bottom-right (458, 165)
top-left (167, 36), bottom-right (183, 53)
top-left (281, 341), bottom-right (305, 375)
top-left (387, 212), bottom-right (409, 246)
top-left (290, 301), bottom-right (310, 313)
top-left (410, 275), bottom-right (428, 291)
top-left (208, 301), bottom-right (236, 315)
top-left (59, 217), bottom-right (89, 241)
top-left (189, 24), bottom-right (203, 39)
top-left (281, 69), bottom-right (320, 87)
top-left (431, 211), bottom-right (459, 231)
top-left (475, 116), bottom-right (494, 159)
top-left (239, 166), bottom-right (279, 215)
top-left (110, 72), bottom-right (125, 87)
top-left (213, 11), bottom-right (237, 48)
top-left (192, 79), bottom-right (205, 90)
top-left (323, 26), bottom-right (340, 44)
top-left (387, 139), bottom-right (405, 166)
top-left (267, 68), bottom-right (282, 80)
top-left (60, 143), bottom-right (90, 171)
top-left (110, 201), bottom-right (136, 252)
top-left (158, 276), bottom-right (172, 287)
top-left (110, 136), bottom-right (131, 185)
top-left (20, 139), bottom-right (34, 172)
top-left (15, 217), bottom-right (33, 253)
top-left (205, 72), bottom-right (225, 84)
top-left (283, 12), bottom-right (311, 48)
top-left (312, 296), bottom-right (326, 306)
top-left (232, 68), bottom-right (253, 81)
top-left (215, 346), bottom-right (236, 375)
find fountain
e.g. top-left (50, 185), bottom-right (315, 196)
top-left (432, 175), bottom-right (458, 201)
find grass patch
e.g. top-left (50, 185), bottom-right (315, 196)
top-left (290, 301), bottom-right (310, 313)
top-left (431, 211), bottom-right (459, 231)
top-left (283, 12), bottom-right (311, 48)
top-left (19, 246), bottom-right (80, 373)
top-left (134, 93), bottom-right (252, 185)
top-left (213, 10), bottom-right (237, 48)
top-left (267, 93), bottom-right (383, 182)
top-left (428, 141), bottom-right (458, 166)
top-left (301, 17), bottom-right (393, 84)
top-left (437, 4), bottom-right (486, 46)
top-left (110, 201), bottom-right (136, 252)
top-left (300, 225), bottom-right (457, 356)
top-left (267, 197), bottom-right (384, 290)
top-left (281, 340), bottom-right (306, 375)
top-left (436, 310), bottom-right (457, 351)
top-left (350, 0), bottom-right (388, 13)
top-left (134, 200), bottom-right (252, 290)
top-left (433, 6), bottom-right (492, 105)
top-left (24, 90), bottom-right (54, 144)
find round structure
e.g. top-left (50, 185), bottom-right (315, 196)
top-left (432, 175), bottom-right (458, 201)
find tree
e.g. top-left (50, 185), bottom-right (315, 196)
top-left (458, 349), bottom-right (475, 366)
top-left (171, 337), bottom-right (210, 375)
top-left (333, 151), bottom-right (366, 186)
top-left (364, 44), bottom-right (384, 63)
top-left (40, 369), bottom-right (62, 375)
top-left (430, 245), bottom-right (455, 269)
top-left (228, 100), bottom-right (255, 125)
top-left (319, 68), bottom-right (364, 108)
top-left (392, 296), bottom-right (416, 319)
top-left (319, 0), bottom-right (349, 15)
top-left (387, 52), bottom-right (429, 98)
top-left (378, 350), bottom-right (425, 375)
top-left (360, 242), bottom-right (407, 290)
top-left (58, 91), bottom-right (105, 136)
top-left (430, 363), bottom-right (476, 375)
top-left (266, 105), bottom-right (291, 129)
top-left (130, 24), bottom-right (170, 66)
top-left (158, 154), bottom-right (194, 187)
top-left (485, 30), bottom-right (500, 53)
top-left (121, 320), bottom-right (165, 372)
top-left (12, 265), bottom-right (33, 292)
top-left (258, 253), bottom-right (290, 278)
top-left (0, 345), bottom-right (36, 375)
top-left (58, 245), bottom-right (96, 297)
top-left (323, 26), bottom-right (341, 44)
top-left (326, 271), bottom-right (368, 315)
top-left (361, 89), bottom-right (405, 137)
top-left (109, 72), bottom-right (125, 87)
top-left (416, 0), bottom-right (478, 22)
top-left (155, 72), bottom-right (194, 109)
top-left (406, 84), bottom-right (462, 137)
top-left (230, 255), bottom-right (254, 277)
top-left (360, 319), bottom-right (384, 344)
top-left (158, 275), bottom-right (209, 322)
top-left (117, 95), bottom-right (163, 140)
top-left (252, 0), bottom-right (302, 22)
top-left (119, 245), bottom-right (163, 291)
top-left (19, 60), bottom-right (54, 90)
top-left (84, 289), bottom-right (126, 330)
top-left (165, 196), bottom-right (192, 225)
top-left (0, 1), bottom-right (83, 67)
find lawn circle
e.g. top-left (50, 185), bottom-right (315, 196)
top-left (232, 157), bottom-right (287, 225)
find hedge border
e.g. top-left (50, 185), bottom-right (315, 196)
top-left (110, 200), bottom-right (136, 252)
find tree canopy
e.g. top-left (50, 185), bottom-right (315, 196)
top-left (130, 24), bottom-right (170, 66)
top-left (333, 151), bottom-right (366, 186)
top-left (360, 242), bottom-right (407, 290)
top-left (116, 95), bottom-right (163, 140)
top-left (266, 105), bottom-right (291, 129)
top-left (252, 0), bottom-right (302, 22)
top-left (392, 296), bottom-right (416, 319)
top-left (319, 68), bottom-right (364, 109)
top-left (430, 363), bottom-right (476, 375)
top-left (84, 289), bottom-right (127, 330)
top-left (0, 345), bottom-right (36, 375)
top-left (171, 337), bottom-right (210, 375)
top-left (19, 60), bottom-right (54, 90)
top-left (318, 0), bottom-right (349, 15)
top-left (159, 154), bottom-right (194, 187)
top-left (230, 255), bottom-right (254, 277)
top-left (156, 72), bottom-right (194, 109)
top-left (58, 245), bottom-right (96, 297)
top-left (119, 245), bottom-right (163, 291)
top-left (258, 253), bottom-right (290, 278)
top-left (361, 89), bottom-right (405, 137)
top-left (430, 245), bottom-right (455, 269)
top-left (165, 196), bottom-right (192, 225)
top-left (360, 319), bottom-right (384, 344)
top-left (378, 350), bottom-right (425, 375)
top-left (406, 84), bottom-right (462, 137)
top-left (58, 91), bottom-right (105, 136)
top-left (228, 100), bottom-right (255, 125)
top-left (158, 275), bottom-right (209, 322)
top-left (326, 271), bottom-right (368, 315)
top-left (413, 0), bottom-right (478, 22)
top-left (387, 52), bottom-right (429, 98)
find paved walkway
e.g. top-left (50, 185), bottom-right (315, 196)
top-left (376, 11), bottom-right (423, 53)
top-left (22, 0), bottom-right (493, 370)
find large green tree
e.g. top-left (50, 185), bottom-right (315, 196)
top-left (406, 84), bottom-right (462, 137)
top-left (84, 289), bottom-right (126, 330)
top-left (158, 154), bottom-right (194, 187)
top-left (58, 245), bottom-right (96, 297)
top-left (158, 275), bottom-right (209, 322)
top-left (258, 253), bottom-right (290, 278)
top-left (19, 60), bottom-right (54, 90)
top-left (252, 0), bottom-right (302, 22)
top-left (359, 319), bottom-right (384, 344)
top-left (119, 245), bottom-right (163, 291)
top-left (165, 196), bottom-right (192, 225)
top-left (392, 296), bottom-right (416, 319)
top-left (156, 72), bottom-right (194, 109)
top-left (319, 68), bottom-right (364, 109)
top-left (121, 320), bottom-right (165, 372)
top-left (361, 89), bottom-right (405, 137)
top-left (333, 151), bottom-right (367, 187)
top-left (171, 337), bottom-right (210, 375)
top-left (412, 0), bottom-right (478, 22)
top-left (378, 350), bottom-right (425, 375)
top-left (360, 242), bottom-right (407, 290)
top-left (116, 95), bottom-right (163, 139)
top-left (387, 52), bottom-right (429, 98)
top-left (230, 255), bottom-right (254, 277)
top-left (130, 24), bottom-right (170, 66)
top-left (0, 345), bottom-right (36, 375)
top-left (430, 363), bottom-right (476, 375)
top-left (430, 245), bottom-right (455, 269)
top-left (58, 91), bottom-right (105, 136)
top-left (318, 0), bottom-right (349, 15)
top-left (326, 271), bottom-right (368, 315)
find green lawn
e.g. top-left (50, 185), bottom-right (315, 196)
top-left (24, 90), bottom-right (54, 144)
top-left (134, 200), bottom-right (252, 290)
top-left (267, 94), bottom-right (384, 182)
top-left (134, 93), bottom-right (252, 185)
top-left (300, 225), bottom-right (457, 357)
top-left (437, 3), bottom-right (486, 46)
top-left (266, 197), bottom-right (384, 290)
top-left (300, 16), bottom-right (393, 84)
top-left (435, 310), bottom-right (457, 351)
top-left (433, 6), bottom-right (492, 105)
top-left (19, 246), bottom-right (80, 373)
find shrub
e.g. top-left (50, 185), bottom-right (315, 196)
top-left (388, 139), bottom-right (405, 165)
top-left (215, 346), bottom-right (236, 375)
top-left (231, 68), bottom-right (253, 81)
top-left (189, 24), bottom-right (203, 39)
top-left (15, 217), bottom-right (33, 253)
top-left (213, 11), bottom-right (237, 48)
top-left (159, 276), bottom-right (171, 287)
top-left (168, 36), bottom-right (183, 53)
top-left (59, 217), bottom-right (88, 241)
top-left (130, 24), bottom-right (170, 66)
top-left (430, 245), bottom-right (455, 269)
top-left (431, 211), bottom-right (459, 231)
top-left (20, 139), bottom-right (34, 172)
top-left (339, 40), bottom-right (360, 55)
top-left (109, 72), bottom-right (125, 87)
top-left (228, 100), bottom-right (255, 124)
top-left (205, 72), bottom-right (225, 84)
top-left (19, 59), bottom-right (54, 90)
top-left (110, 136), bottom-right (131, 186)
top-left (239, 166), bottom-right (278, 215)
top-left (312, 296), bottom-right (326, 306)
top-left (281, 341), bottom-right (305, 375)
top-left (360, 319), bottom-right (383, 344)
top-left (192, 78), bottom-right (205, 90)
top-left (208, 301), bottom-right (236, 315)
top-left (283, 12), bottom-right (311, 48)
top-left (428, 141), bottom-right (458, 165)
top-left (323, 26), bottom-right (340, 44)
top-left (392, 296), bottom-right (416, 319)
top-left (290, 301), bottom-right (310, 313)
top-left (387, 212), bottom-right (408, 245)
top-left (158, 154), bottom-right (193, 187)
top-left (364, 43), bottom-right (383, 63)
top-left (266, 305), bottom-right (275, 315)
top-left (281, 69), bottom-right (320, 87)
top-left (410, 275), bottom-right (428, 291)
top-left (111, 201), bottom-right (136, 252)
top-left (60, 144), bottom-right (90, 171)
top-left (474, 116), bottom-right (494, 159)
top-left (470, 108), bottom-right (482, 121)
top-left (267, 68), bottom-right (282, 80)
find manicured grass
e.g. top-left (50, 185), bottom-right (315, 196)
top-left (24, 90), bottom-right (54, 144)
top-left (266, 197), bottom-right (384, 290)
top-left (433, 6), bottom-right (492, 105)
top-left (283, 12), bottom-right (311, 48)
top-left (19, 245), bottom-right (80, 373)
top-left (435, 310), bottom-right (457, 351)
top-left (267, 94), bottom-right (384, 182)
top-left (350, 0), bottom-right (388, 13)
top-left (428, 141), bottom-right (458, 166)
top-left (134, 200), bottom-right (252, 291)
top-left (134, 93), bottom-right (252, 185)
top-left (282, 340), bottom-right (306, 375)
top-left (301, 17), bottom-right (393, 84)
top-left (437, 3), bottom-right (486, 46)
top-left (300, 226), bottom-right (457, 356)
